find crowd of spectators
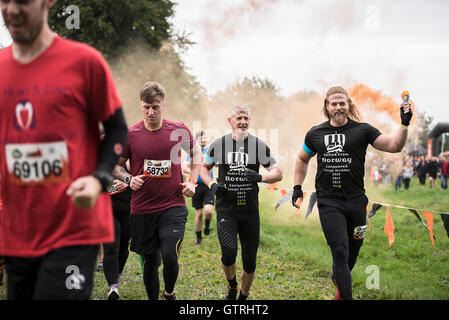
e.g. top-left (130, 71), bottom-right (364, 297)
top-left (368, 153), bottom-right (449, 191)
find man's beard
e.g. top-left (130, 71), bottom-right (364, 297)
top-left (331, 111), bottom-right (348, 124)
top-left (11, 18), bottom-right (45, 44)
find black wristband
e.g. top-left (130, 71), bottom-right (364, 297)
top-left (93, 170), bottom-right (114, 192)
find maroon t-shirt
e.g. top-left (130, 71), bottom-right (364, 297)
top-left (122, 119), bottom-right (195, 214)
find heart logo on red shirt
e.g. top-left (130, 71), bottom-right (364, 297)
top-left (14, 100), bottom-right (36, 131)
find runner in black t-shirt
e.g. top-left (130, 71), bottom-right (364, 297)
top-left (200, 105), bottom-right (282, 300)
top-left (292, 86), bottom-right (413, 300)
top-left (425, 156), bottom-right (439, 189)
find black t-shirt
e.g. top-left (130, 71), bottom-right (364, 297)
top-left (304, 119), bottom-right (382, 199)
top-left (206, 133), bottom-right (276, 212)
top-left (425, 161), bottom-right (438, 176)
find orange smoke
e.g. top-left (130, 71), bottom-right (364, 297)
top-left (349, 83), bottom-right (401, 123)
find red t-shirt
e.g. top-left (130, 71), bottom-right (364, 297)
top-left (122, 119), bottom-right (195, 214)
top-left (443, 160), bottom-right (449, 176)
top-left (0, 36), bottom-right (122, 257)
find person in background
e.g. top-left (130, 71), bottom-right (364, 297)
top-left (402, 161), bottom-right (414, 190)
top-left (440, 155), bottom-right (448, 190)
top-left (183, 131), bottom-right (216, 246)
top-left (416, 156), bottom-right (427, 185)
top-left (394, 159), bottom-right (403, 192)
top-left (426, 156), bottom-right (438, 189)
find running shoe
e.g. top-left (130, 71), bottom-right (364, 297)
top-left (332, 276), bottom-right (343, 300)
top-left (162, 292), bottom-right (177, 300)
top-left (195, 238), bottom-right (202, 246)
top-left (204, 227), bottom-right (211, 236)
top-left (108, 284), bottom-right (120, 300)
top-left (95, 261), bottom-right (103, 272)
top-left (224, 286), bottom-right (238, 300)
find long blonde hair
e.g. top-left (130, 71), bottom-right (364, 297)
top-left (322, 86), bottom-right (361, 122)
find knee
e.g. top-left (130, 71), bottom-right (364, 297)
top-left (242, 258), bottom-right (257, 274)
top-left (329, 240), bottom-right (349, 264)
top-left (204, 206), bottom-right (214, 216)
top-left (221, 246), bottom-right (237, 267)
top-left (196, 209), bottom-right (203, 217)
top-left (143, 253), bottom-right (161, 271)
top-left (161, 239), bottom-right (182, 267)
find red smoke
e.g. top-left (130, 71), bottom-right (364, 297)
top-left (201, 0), bottom-right (280, 45)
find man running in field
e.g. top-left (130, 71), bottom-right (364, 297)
top-left (113, 82), bottom-right (201, 300)
top-left (201, 104), bottom-right (283, 300)
top-left (292, 86), bottom-right (413, 300)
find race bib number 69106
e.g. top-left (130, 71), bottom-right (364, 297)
top-left (5, 141), bottom-right (70, 186)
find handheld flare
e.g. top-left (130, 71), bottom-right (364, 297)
top-left (401, 90), bottom-right (410, 105)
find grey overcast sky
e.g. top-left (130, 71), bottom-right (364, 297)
top-left (169, 0), bottom-right (449, 123)
top-left (2, 0), bottom-right (449, 122)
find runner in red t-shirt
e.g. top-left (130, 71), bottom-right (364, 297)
top-left (0, 197), bottom-right (3, 287)
top-left (0, 0), bottom-right (128, 299)
top-left (113, 82), bottom-right (201, 300)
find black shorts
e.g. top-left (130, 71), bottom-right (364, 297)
top-left (129, 206), bottom-right (188, 256)
top-left (216, 209), bottom-right (260, 273)
top-left (5, 245), bottom-right (98, 300)
top-left (192, 182), bottom-right (215, 209)
top-left (317, 194), bottom-right (369, 244)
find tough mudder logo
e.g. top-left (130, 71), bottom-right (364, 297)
top-left (324, 133), bottom-right (345, 153)
top-left (227, 148), bottom-right (248, 171)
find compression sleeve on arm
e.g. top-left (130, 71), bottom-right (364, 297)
top-left (94, 108), bottom-right (128, 190)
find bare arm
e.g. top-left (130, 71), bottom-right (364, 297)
top-left (372, 128), bottom-right (408, 153)
top-left (188, 144), bottom-right (202, 183)
top-left (294, 149), bottom-right (313, 186)
top-left (181, 161), bottom-right (191, 175)
top-left (261, 164), bottom-right (283, 184)
top-left (112, 156), bottom-right (130, 182)
top-left (372, 100), bottom-right (413, 153)
top-left (200, 162), bottom-right (214, 186)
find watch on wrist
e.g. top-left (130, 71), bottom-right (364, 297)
top-left (124, 175), bottom-right (132, 185)
top-left (93, 170), bottom-right (114, 192)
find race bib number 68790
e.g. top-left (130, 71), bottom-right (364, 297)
top-left (5, 141), bottom-right (70, 186)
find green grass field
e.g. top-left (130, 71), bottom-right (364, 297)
top-left (1, 176), bottom-right (448, 300)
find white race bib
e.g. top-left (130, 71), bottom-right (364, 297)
top-left (353, 225), bottom-right (368, 240)
top-left (144, 160), bottom-right (171, 178)
top-left (5, 141), bottom-right (70, 185)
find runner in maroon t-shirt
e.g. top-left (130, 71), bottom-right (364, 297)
top-left (113, 82), bottom-right (201, 300)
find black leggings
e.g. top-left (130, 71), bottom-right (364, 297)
top-left (442, 214), bottom-right (449, 238)
top-left (141, 237), bottom-right (183, 300)
top-left (103, 200), bottom-right (131, 286)
top-left (217, 209), bottom-right (260, 274)
top-left (317, 195), bottom-right (368, 300)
